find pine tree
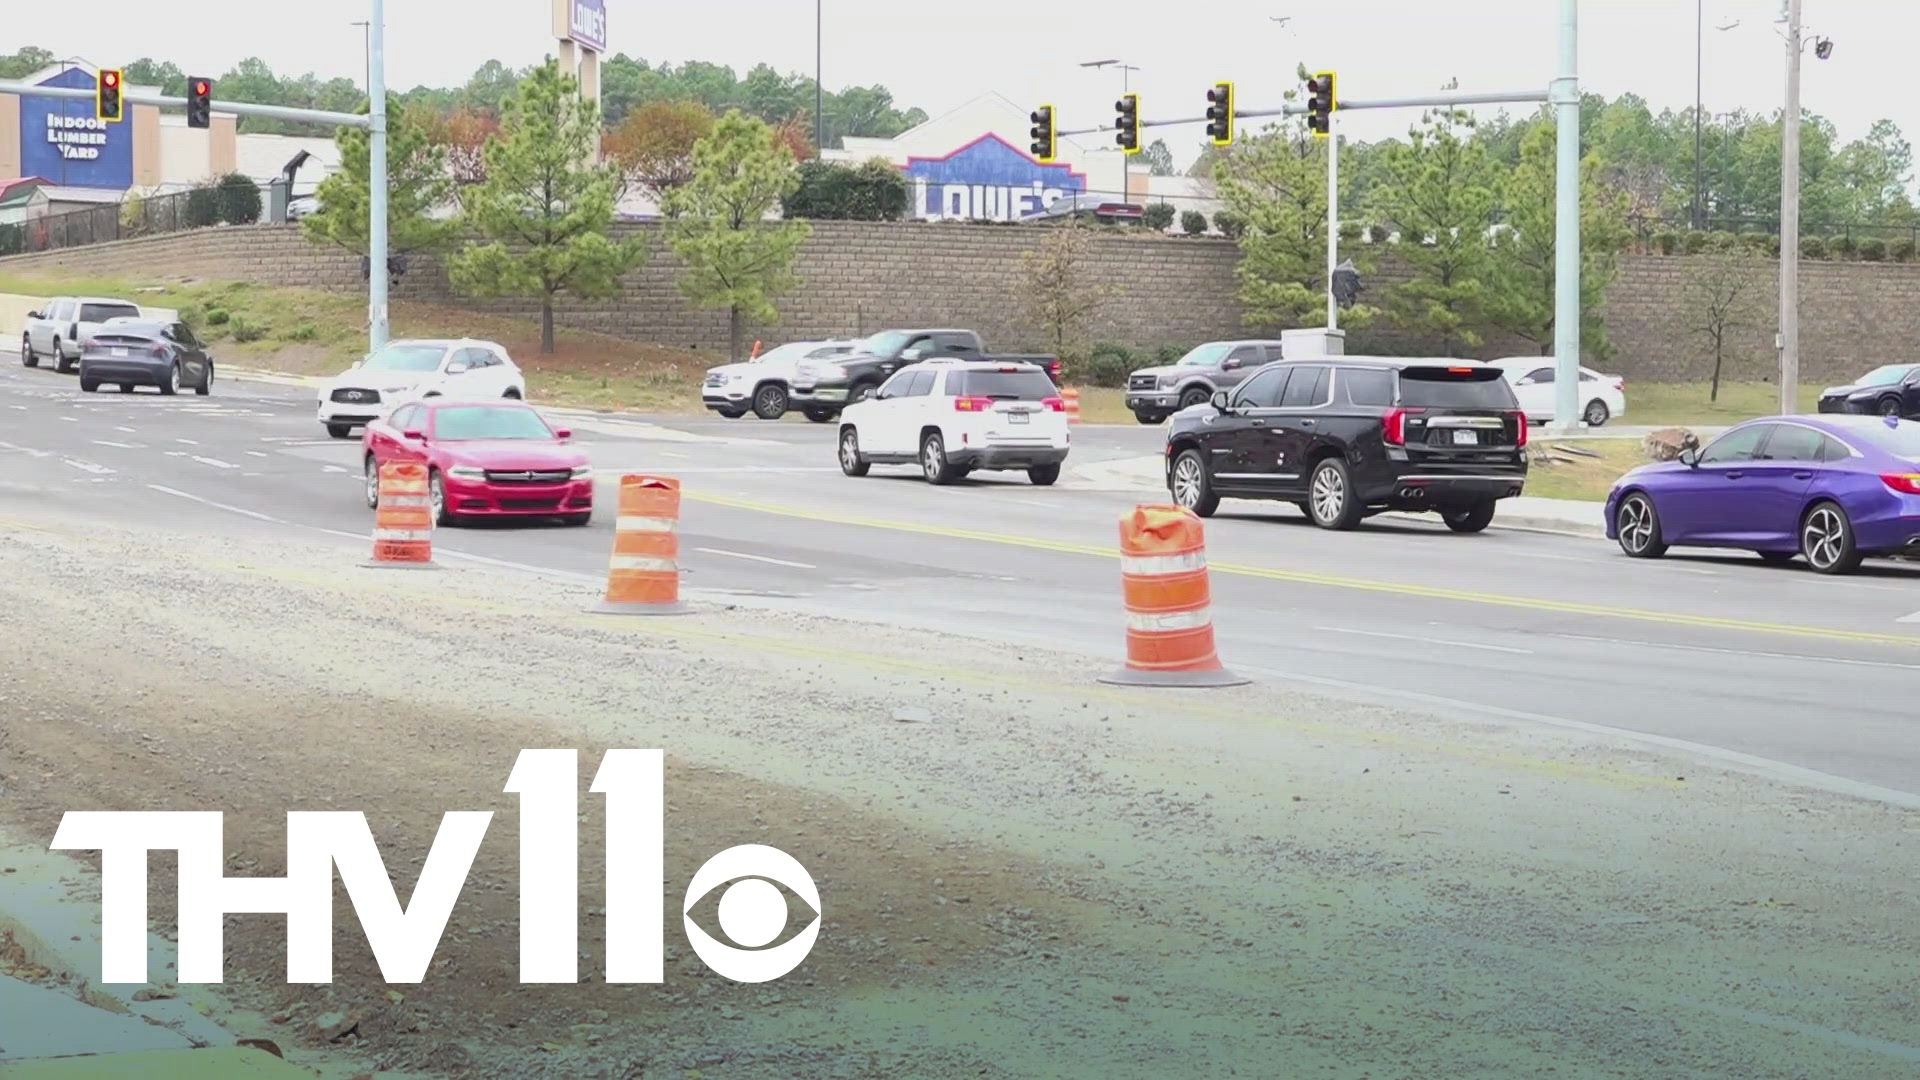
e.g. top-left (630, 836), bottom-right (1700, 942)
top-left (302, 97), bottom-right (454, 260)
top-left (1486, 124), bottom-right (1631, 358)
top-left (1368, 109), bottom-right (1499, 355)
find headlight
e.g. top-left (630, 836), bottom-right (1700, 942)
top-left (447, 466), bottom-right (486, 479)
top-left (570, 466), bottom-right (592, 478)
top-left (1158, 376), bottom-right (1178, 388)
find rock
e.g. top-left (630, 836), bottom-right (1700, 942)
top-left (306, 1009), bottom-right (359, 1042)
top-left (1643, 427), bottom-right (1697, 462)
top-left (891, 706), bottom-right (932, 724)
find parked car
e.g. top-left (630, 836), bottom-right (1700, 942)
top-left (1816, 363), bottom-right (1920, 419)
top-left (21, 295), bottom-right (144, 373)
top-left (788, 329), bottom-right (1061, 423)
top-left (1124, 340), bottom-right (1285, 424)
top-left (1164, 356), bottom-right (1529, 532)
top-left (836, 359), bottom-right (1070, 485)
top-left (1608, 414), bottom-right (1920, 574)
top-left (362, 399), bottom-right (592, 526)
top-left (702, 339), bottom-right (857, 420)
top-left (318, 338), bottom-right (527, 439)
top-left (1489, 357), bottom-right (1626, 427)
top-left (77, 317), bottom-right (215, 395)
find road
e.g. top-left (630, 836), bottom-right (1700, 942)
top-left (3, 361), bottom-right (1917, 801)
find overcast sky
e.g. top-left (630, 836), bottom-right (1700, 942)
top-left (20, 0), bottom-right (1912, 167)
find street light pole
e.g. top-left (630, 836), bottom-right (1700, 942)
top-left (814, 0), bottom-right (823, 156)
top-left (1778, 0), bottom-right (1802, 416)
top-left (1551, 0), bottom-right (1582, 431)
top-left (1694, 0), bottom-right (1703, 229)
top-left (368, 0), bottom-right (389, 352)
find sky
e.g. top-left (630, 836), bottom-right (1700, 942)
top-left (13, 0), bottom-right (1913, 168)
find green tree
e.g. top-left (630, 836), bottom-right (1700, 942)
top-left (1214, 121), bottom-right (1375, 330)
top-left (1486, 124), bottom-right (1632, 358)
top-left (1143, 139), bottom-right (1176, 177)
top-left (303, 97), bottom-right (455, 260)
top-left (662, 110), bottom-right (811, 362)
top-left (1368, 109), bottom-right (1499, 354)
top-left (447, 61), bottom-right (645, 354)
top-left (1014, 218), bottom-right (1111, 379)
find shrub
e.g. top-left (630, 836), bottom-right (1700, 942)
top-left (1367, 223), bottom-right (1389, 243)
top-left (1179, 209), bottom-right (1209, 236)
top-left (1739, 232), bottom-right (1775, 257)
top-left (1829, 234), bottom-right (1856, 259)
top-left (204, 308), bottom-right (230, 326)
top-left (1142, 202), bottom-right (1176, 231)
top-left (228, 315), bottom-right (264, 343)
top-left (1655, 230), bottom-right (1681, 255)
top-left (215, 173), bottom-right (262, 226)
top-left (781, 158), bottom-right (909, 221)
top-left (1154, 343), bottom-right (1193, 364)
top-left (1892, 237), bottom-right (1917, 262)
top-left (185, 185), bottom-right (222, 228)
top-left (1338, 220), bottom-right (1362, 242)
top-left (1800, 235), bottom-right (1828, 260)
top-left (285, 322), bottom-right (318, 342)
top-left (1680, 230), bottom-right (1709, 255)
top-left (1860, 237), bottom-right (1888, 262)
top-left (1083, 343), bottom-right (1135, 388)
top-left (1212, 210), bottom-right (1247, 240)
top-left (1707, 230), bottom-right (1738, 251)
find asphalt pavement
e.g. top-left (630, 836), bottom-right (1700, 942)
top-left (4, 362), bottom-right (1918, 800)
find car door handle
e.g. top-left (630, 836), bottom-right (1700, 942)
top-left (1793, 471), bottom-right (1812, 480)
top-left (1299, 419), bottom-right (1316, 427)
top-left (1725, 471), bottom-right (1744, 479)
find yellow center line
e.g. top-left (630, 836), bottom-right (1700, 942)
top-left (682, 489), bottom-right (1920, 648)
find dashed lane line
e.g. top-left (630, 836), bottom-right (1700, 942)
top-left (192, 456), bottom-right (237, 470)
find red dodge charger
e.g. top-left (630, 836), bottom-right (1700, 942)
top-left (362, 399), bottom-right (593, 526)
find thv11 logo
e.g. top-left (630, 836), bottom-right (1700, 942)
top-left (51, 750), bottom-right (820, 985)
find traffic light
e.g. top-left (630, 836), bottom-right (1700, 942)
top-left (187, 77), bottom-right (213, 129)
top-left (1114, 93), bottom-right (1139, 155)
top-left (1306, 71), bottom-right (1336, 138)
top-left (1205, 82), bottom-right (1234, 146)
top-left (1029, 105), bottom-right (1056, 163)
top-left (96, 68), bottom-right (123, 123)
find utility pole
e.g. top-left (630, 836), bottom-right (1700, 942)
top-left (814, 0), bottom-right (823, 156)
top-left (368, 0), bottom-right (389, 352)
top-left (1326, 110), bottom-right (1339, 331)
top-left (1693, 0), bottom-right (1703, 229)
top-left (1551, 0), bottom-right (1582, 432)
top-left (1778, 0), bottom-right (1802, 415)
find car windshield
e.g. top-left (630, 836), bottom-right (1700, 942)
top-left (1844, 419), bottom-right (1920, 459)
top-left (80, 302), bottom-right (141, 323)
top-left (1859, 364), bottom-right (1915, 386)
top-left (361, 343), bottom-right (446, 372)
top-left (430, 406), bottom-right (554, 441)
top-left (949, 370), bottom-right (1057, 400)
top-left (1175, 343), bottom-right (1234, 368)
top-left (858, 331), bottom-right (911, 356)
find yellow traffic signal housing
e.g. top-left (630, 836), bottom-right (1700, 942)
top-left (96, 68), bottom-right (124, 123)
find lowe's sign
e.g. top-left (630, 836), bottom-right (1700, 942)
top-left (18, 67), bottom-right (133, 189)
top-left (901, 135), bottom-right (1085, 222)
top-left (569, 0), bottom-right (608, 52)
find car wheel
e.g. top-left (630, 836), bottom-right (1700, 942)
top-left (79, 379), bottom-right (98, 393)
top-left (503, 387), bottom-right (522, 400)
top-left (1800, 500), bottom-right (1862, 575)
top-left (159, 362), bottom-right (180, 396)
top-left (1880, 396), bottom-right (1903, 418)
top-left (326, 423), bottom-right (355, 439)
top-left (804, 408), bottom-right (837, 424)
top-left (196, 362), bottom-right (213, 395)
top-left (1757, 550), bottom-right (1797, 566)
top-left (429, 470), bottom-right (455, 527)
top-left (118, 384), bottom-right (133, 393)
top-left (54, 348), bottom-right (75, 374)
top-left (1306, 458), bottom-right (1362, 530)
top-left (838, 427), bottom-right (870, 477)
top-left (364, 455), bottom-right (381, 509)
top-left (920, 431), bottom-right (961, 485)
top-left (20, 336), bottom-right (35, 368)
top-left (563, 512), bottom-right (592, 527)
top-left (1614, 492), bottom-right (1668, 558)
top-left (1028, 462), bottom-right (1061, 486)
top-left (752, 383), bottom-right (789, 420)
top-left (850, 383), bottom-right (878, 405)
top-left (1441, 500), bottom-right (1497, 534)
top-left (1169, 449), bottom-right (1219, 518)
top-left (1583, 399), bottom-right (1610, 427)
top-left (1178, 387), bottom-right (1210, 411)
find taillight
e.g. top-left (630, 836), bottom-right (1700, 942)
top-left (1883, 473), bottom-right (1920, 495)
top-left (1612, 378), bottom-right (1625, 391)
top-left (151, 344), bottom-right (168, 357)
top-left (1382, 407), bottom-right (1425, 445)
top-left (1041, 397), bottom-right (1065, 412)
top-left (1509, 411), bottom-right (1528, 446)
top-left (954, 396), bottom-right (994, 412)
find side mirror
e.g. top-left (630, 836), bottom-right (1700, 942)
top-left (1210, 390), bottom-right (1232, 412)
top-left (1678, 447), bottom-right (1700, 467)
top-left (1222, 358), bottom-right (1243, 370)
top-left (402, 428), bottom-right (425, 441)
top-left (28, 310), bottom-right (43, 320)
top-left (553, 427), bottom-right (572, 440)
top-left (446, 360), bottom-right (471, 374)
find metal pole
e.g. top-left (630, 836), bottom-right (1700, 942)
top-left (1779, 0), bottom-right (1801, 415)
top-left (369, 0), bottom-right (389, 352)
top-left (0, 81), bottom-right (370, 127)
top-left (1326, 112), bottom-right (1339, 330)
top-left (1551, 0), bottom-right (1581, 431)
top-left (814, 0), bottom-right (823, 154)
top-left (1052, 89), bottom-right (1547, 139)
top-left (1694, 0), bottom-right (1704, 230)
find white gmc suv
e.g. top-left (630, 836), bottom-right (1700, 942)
top-left (835, 358), bottom-right (1070, 485)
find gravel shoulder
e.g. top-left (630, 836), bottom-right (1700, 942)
top-left (2, 503), bottom-right (1919, 1079)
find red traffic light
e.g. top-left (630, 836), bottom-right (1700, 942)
top-left (194, 80), bottom-right (208, 95)
top-left (102, 71), bottom-right (118, 87)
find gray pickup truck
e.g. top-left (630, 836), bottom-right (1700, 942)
top-left (789, 328), bottom-right (1062, 422)
top-left (1123, 339), bottom-right (1287, 424)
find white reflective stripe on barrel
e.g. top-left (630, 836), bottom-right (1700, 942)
top-left (1120, 550), bottom-right (1208, 576)
top-left (381, 495), bottom-right (430, 508)
top-left (373, 529), bottom-right (433, 542)
top-left (609, 556), bottom-right (677, 572)
top-left (615, 515), bottom-right (677, 532)
top-left (1124, 608), bottom-right (1213, 633)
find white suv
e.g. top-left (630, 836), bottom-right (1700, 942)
top-left (835, 359), bottom-right (1070, 485)
top-left (21, 296), bottom-right (144, 373)
top-left (317, 338), bottom-right (526, 438)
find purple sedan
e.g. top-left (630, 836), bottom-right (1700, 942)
top-left (1605, 414), bottom-right (1920, 574)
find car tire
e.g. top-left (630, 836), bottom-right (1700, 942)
top-left (118, 384), bottom-right (133, 393)
top-left (1880, 396), bottom-right (1903, 418)
top-left (428, 469), bottom-right (456, 527)
top-left (326, 423), bottom-right (355, 439)
top-left (563, 512), bottom-right (592, 527)
top-left (364, 455), bottom-right (381, 509)
top-left (1178, 387), bottom-right (1211, 410)
top-left (804, 408), bottom-right (836, 424)
top-left (1306, 458), bottom-right (1363, 530)
top-left (1168, 448), bottom-right (1219, 518)
top-left (1441, 500), bottom-right (1498, 534)
top-left (718, 407), bottom-right (748, 419)
top-left (54, 348), bottom-right (75, 374)
top-left (196, 362), bottom-right (213, 395)
top-left (1613, 491), bottom-right (1668, 558)
top-left (920, 431), bottom-right (961, 485)
top-left (752, 383), bottom-right (789, 420)
top-left (503, 387), bottom-right (522, 400)
top-left (79, 379), bottom-right (98, 393)
top-left (1028, 462), bottom-right (1061, 486)
top-left (1583, 399), bottom-right (1610, 427)
top-left (159, 362), bottom-right (181, 396)
top-left (20, 336), bottom-right (36, 368)
top-left (838, 427), bottom-right (870, 477)
top-left (1800, 499), bottom-right (1863, 575)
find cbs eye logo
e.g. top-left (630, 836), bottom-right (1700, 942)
top-left (683, 844), bottom-right (822, 982)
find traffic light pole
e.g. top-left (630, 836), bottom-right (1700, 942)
top-left (368, 0), bottom-right (390, 352)
top-left (1326, 110), bottom-right (1338, 332)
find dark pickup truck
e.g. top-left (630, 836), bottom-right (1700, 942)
top-left (787, 328), bottom-right (1061, 422)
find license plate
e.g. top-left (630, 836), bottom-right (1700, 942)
top-left (1008, 412), bottom-right (1029, 424)
top-left (1452, 429), bottom-right (1477, 445)
top-left (110, 347), bottom-right (127, 357)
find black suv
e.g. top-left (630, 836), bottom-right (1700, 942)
top-left (1163, 356), bottom-right (1529, 532)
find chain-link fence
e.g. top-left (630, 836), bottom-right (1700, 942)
top-left (0, 179), bottom-right (266, 257)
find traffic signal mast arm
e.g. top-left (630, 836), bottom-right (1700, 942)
top-left (0, 78), bottom-right (371, 129)
top-left (1051, 85), bottom-right (1547, 138)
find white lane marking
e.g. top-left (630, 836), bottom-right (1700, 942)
top-left (322, 465), bottom-right (349, 474)
top-left (114, 425), bottom-right (135, 433)
top-left (146, 485), bottom-right (278, 522)
top-left (693, 547), bottom-right (817, 570)
top-left (1550, 631), bottom-right (1920, 672)
top-left (174, 438), bottom-right (198, 445)
top-left (191, 456), bottom-right (237, 469)
top-left (61, 459), bottom-right (114, 475)
top-left (1899, 611), bottom-right (1920, 624)
top-left (91, 440), bottom-right (141, 449)
top-left (0, 440), bottom-right (52, 458)
top-left (7, 405), bottom-right (23, 411)
top-left (58, 416), bottom-right (76, 423)
top-left (660, 450), bottom-right (691, 459)
top-left (245, 450), bottom-right (268, 457)
top-left (1316, 625), bottom-right (1534, 655)
top-left (164, 450), bottom-right (186, 457)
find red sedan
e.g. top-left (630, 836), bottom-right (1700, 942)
top-left (362, 399), bottom-right (593, 525)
